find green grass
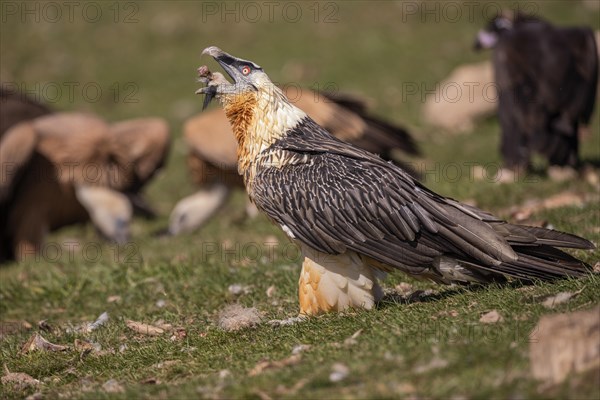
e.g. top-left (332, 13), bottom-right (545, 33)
top-left (1, 1), bottom-right (599, 399)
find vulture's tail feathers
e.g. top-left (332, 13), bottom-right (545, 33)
top-left (457, 224), bottom-right (594, 283)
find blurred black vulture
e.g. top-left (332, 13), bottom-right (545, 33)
top-left (475, 12), bottom-right (598, 170)
top-left (169, 87), bottom-right (420, 234)
top-left (0, 111), bottom-right (170, 262)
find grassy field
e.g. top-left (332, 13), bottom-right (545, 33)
top-left (1, 1), bottom-right (599, 398)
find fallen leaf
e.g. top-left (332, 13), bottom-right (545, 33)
top-left (344, 329), bottom-right (363, 346)
top-left (275, 378), bottom-right (309, 395)
top-left (329, 363), bottom-right (349, 382)
top-left (37, 320), bottom-right (53, 333)
top-left (66, 311), bottom-right (109, 334)
top-left (107, 295), bottom-right (121, 303)
top-left (436, 310), bottom-right (459, 318)
top-left (170, 328), bottom-right (187, 341)
top-left (543, 191), bottom-right (586, 208)
top-left (530, 306), bottom-right (600, 384)
top-left (593, 262), bottom-right (600, 273)
top-left (414, 356), bottom-right (449, 374)
top-left (126, 320), bottom-right (165, 336)
top-left (480, 310), bottom-right (503, 324)
top-left (20, 333), bottom-right (68, 354)
top-left (74, 339), bottom-right (96, 353)
top-left (248, 354), bottom-right (301, 376)
top-left (88, 312), bottom-right (109, 331)
top-left (153, 320), bottom-right (173, 331)
top-left (542, 288), bottom-right (584, 309)
top-left (504, 191), bottom-right (592, 222)
top-left (253, 390), bottom-right (273, 400)
top-left (266, 285), bottom-right (276, 298)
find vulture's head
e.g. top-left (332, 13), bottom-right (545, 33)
top-left (195, 46), bottom-right (306, 164)
top-left (196, 46), bottom-right (292, 117)
top-left (75, 185), bottom-right (132, 245)
top-left (474, 11), bottom-right (542, 51)
top-left (474, 15), bottom-right (514, 50)
top-left (196, 46), bottom-right (273, 108)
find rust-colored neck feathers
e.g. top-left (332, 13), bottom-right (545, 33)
top-left (220, 84), bottom-right (307, 186)
top-left (222, 92), bottom-right (257, 171)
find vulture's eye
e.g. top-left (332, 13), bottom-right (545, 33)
top-left (241, 66), bottom-right (251, 76)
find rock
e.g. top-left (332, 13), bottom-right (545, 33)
top-left (423, 61), bottom-right (496, 133)
top-left (529, 306), bottom-right (600, 384)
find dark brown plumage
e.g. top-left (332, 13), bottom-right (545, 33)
top-left (197, 47), bottom-right (595, 315)
top-left (251, 117), bottom-right (593, 282)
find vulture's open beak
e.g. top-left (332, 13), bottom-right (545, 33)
top-left (201, 46), bottom-right (246, 84)
top-left (195, 46), bottom-right (251, 108)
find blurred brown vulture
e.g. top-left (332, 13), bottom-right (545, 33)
top-left (0, 87), bottom-right (52, 202)
top-left (0, 112), bottom-right (170, 262)
top-left (0, 86), bottom-right (51, 135)
top-left (475, 12), bottom-right (598, 170)
top-left (169, 87), bottom-right (419, 234)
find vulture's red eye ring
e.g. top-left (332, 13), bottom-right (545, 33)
top-left (241, 66), bottom-right (251, 76)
